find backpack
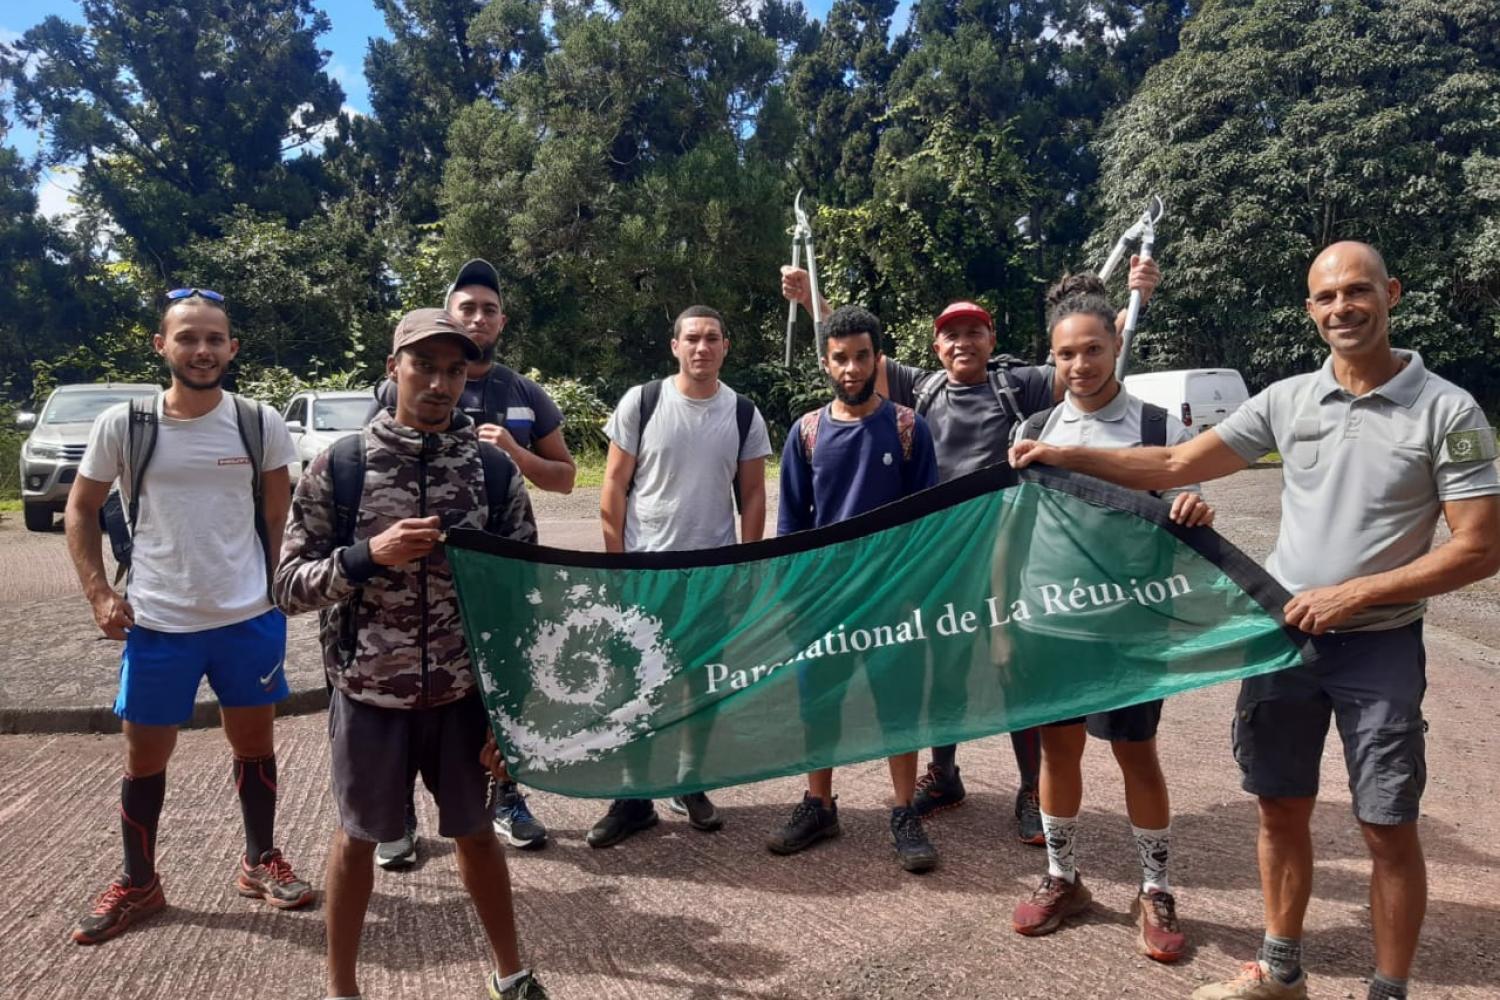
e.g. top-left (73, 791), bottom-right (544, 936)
top-left (101, 393), bottom-right (271, 600)
top-left (798, 403), bottom-right (917, 465)
top-left (913, 357), bottom-right (1027, 426)
top-left (627, 378), bottom-right (758, 510)
top-left (321, 431), bottom-right (517, 672)
top-left (1017, 401), bottom-right (1169, 447)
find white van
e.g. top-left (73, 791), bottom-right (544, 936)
top-left (1122, 369), bottom-right (1250, 436)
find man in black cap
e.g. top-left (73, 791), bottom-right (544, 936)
top-left (372, 260), bottom-right (574, 865)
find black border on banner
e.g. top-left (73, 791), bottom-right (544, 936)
top-left (446, 462), bottom-right (1316, 657)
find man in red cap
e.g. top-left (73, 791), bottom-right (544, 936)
top-left (781, 257), bottom-right (1160, 845)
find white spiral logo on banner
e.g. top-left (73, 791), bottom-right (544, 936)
top-left (476, 582), bottom-right (675, 771)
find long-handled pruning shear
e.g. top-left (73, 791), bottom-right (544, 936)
top-left (1098, 195), bottom-right (1164, 380)
top-left (784, 189), bottom-right (826, 366)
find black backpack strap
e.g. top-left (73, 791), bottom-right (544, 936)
top-left (231, 395), bottom-right (272, 601)
top-left (730, 393), bottom-right (756, 512)
top-left (112, 396), bottom-right (159, 587)
top-left (481, 365), bottom-right (519, 426)
top-left (913, 370), bottom-right (945, 416)
top-left (1018, 405), bottom-right (1056, 443)
top-left (1140, 402), bottom-right (1168, 448)
top-left (476, 441), bottom-right (518, 532)
top-left (626, 380), bottom-right (663, 497)
top-left (327, 432), bottom-right (368, 548)
top-left (989, 366), bottom-right (1024, 425)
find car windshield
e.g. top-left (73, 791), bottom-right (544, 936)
top-left (313, 397), bottom-right (372, 431)
top-left (42, 391), bottom-right (157, 425)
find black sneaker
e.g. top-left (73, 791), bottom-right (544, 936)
top-left (376, 799), bottom-right (419, 869)
top-left (911, 761), bottom-right (966, 818)
top-left (586, 798), bottom-right (659, 849)
top-left (487, 969), bottom-right (549, 999)
top-left (1015, 785), bottom-right (1045, 846)
top-left (766, 792), bottom-right (840, 855)
top-left (891, 806), bottom-right (939, 873)
top-left (668, 792), bottom-right (724, 832)
top-left (491, 781), bottom-right (548, 850)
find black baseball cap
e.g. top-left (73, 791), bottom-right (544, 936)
top-left (447, 258), bottom-right (502, 300)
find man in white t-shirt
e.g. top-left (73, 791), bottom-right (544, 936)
top-left (64, 288), bottom-right (311, 945)
top-left (589, 304), bottom-right (773, 847)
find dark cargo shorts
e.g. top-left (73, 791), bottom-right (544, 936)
top-left (328, 689), bottom-right (493, 843)
top-left (1045, 699), bottom-right (1163, 743)
top-left (1232, 620), bottom-right (1427, 825)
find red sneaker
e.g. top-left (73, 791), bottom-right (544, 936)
top-left (1134, 887), bottom-right (1187, 962)
top-left (72, 876), bottom-right (166, 945)
top-left (1012, 873), bottom-right (1092, 935)
top-left (236, 849), bottom-right (314, 909)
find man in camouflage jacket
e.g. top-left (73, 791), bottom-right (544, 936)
top-left (275, 308), bottom-right (547, 1000)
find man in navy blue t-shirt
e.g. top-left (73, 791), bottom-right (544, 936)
top-left (768, 305), bottom-right (942, 874)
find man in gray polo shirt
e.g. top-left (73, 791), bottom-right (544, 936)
top-left (1010, 242), bottom-right (1500, 1000)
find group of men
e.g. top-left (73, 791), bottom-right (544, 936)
top-left (62, 241), bottom-right (1500, 1000)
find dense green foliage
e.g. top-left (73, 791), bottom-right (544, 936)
top-left (2, 0), bottom-right (1499, 421)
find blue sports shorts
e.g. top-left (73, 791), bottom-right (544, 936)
top-left (115, 609), bottom-right (290, 726)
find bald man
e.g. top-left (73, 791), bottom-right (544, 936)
top-left (1011, 242), bottom-right (1500, 1000)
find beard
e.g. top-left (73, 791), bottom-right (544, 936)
top-left (478, 338), bottom-right (499, 363)
top-left (169, 361), bottom-right (224, 391)
top-left (829, 372), bottom-right (877, 407)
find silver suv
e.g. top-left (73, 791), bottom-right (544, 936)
top-left (283, 388), bottom-right (375, 483)
top-left (17, 382), bottom-right (160, 531)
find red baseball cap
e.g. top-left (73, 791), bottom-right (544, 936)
top-left (934, 300), bottom-right (993, 333)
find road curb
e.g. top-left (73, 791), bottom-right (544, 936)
top-left (0, 685), bottom-right (330, 735)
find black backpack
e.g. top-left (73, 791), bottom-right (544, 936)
top-left (1018, 400), bottom-right (1169, 447)
top-left (101, 393), bottom-right (271, 599)
top-left (913, 357), bottom-right (1028, 425)
top-left (627, 378), bottom-right (758, 510)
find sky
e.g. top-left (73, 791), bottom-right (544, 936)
top-left (2, 0), bottom-right (867, 217)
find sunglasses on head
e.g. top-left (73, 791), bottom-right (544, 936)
top-left (165, 287), bottom-right (226, 304)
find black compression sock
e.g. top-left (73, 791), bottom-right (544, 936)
top-left (1011, 727), bottom-right (1041, 787)
top-left (120, 770), bottom-right (167, 886)
top-left (931, 744), bottom-right (957, 773)
top-left (233, 754), bottom-right (278, 862)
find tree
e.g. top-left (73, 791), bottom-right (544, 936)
top-left (10, 0), bottom-right (344, 280)
top-left (1094, 0), bottom-right (1500, 404)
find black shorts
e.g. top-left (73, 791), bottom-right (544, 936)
top-left (328, 689), bottom-right (493, 843)
top-left (1045, 699), bottom-right (1163, 743)
top-left (1233, 620), bottom-right (1426, 825)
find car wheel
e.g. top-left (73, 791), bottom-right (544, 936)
top-left (23, 503), bottom-right (54, 532)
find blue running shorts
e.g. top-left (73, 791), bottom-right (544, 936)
top-left (115, 609), bottom-right (290, 726)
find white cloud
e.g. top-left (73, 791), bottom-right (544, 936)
top-left (0, 26), bottom-right (22, 47)
top-left (36, 168), bottom-right (79, 221)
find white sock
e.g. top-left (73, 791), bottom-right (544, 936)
top-left (1132, 823), bottom-right (1171, 893)
top-left (1040, 811), bottom-right (1078, 882)
top-left (494, 968), bottom-right (531, 992)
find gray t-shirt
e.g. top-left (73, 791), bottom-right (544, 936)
top-left (605, 378), bottom-right (772, 552)
top-left (887, 361), bottom-right (1055, 482)
top-left (1030, 388), bottom-right (1198, 502)
top-left (1215, 349), bottom-right (1500, 630)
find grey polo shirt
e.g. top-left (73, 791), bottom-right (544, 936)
top-left (1215, 349), bottom-right (1500, 631)
top-left (1028, 387), bottom-right (1198, 502)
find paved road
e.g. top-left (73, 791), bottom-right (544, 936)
top-left (2, 470), bottom-right (1498, 998)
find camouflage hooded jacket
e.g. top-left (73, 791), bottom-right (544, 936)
top-left (274, 409), bottom-right (535, 709)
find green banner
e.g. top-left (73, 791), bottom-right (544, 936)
top-left (448, 466), bottom-right (1309, 799)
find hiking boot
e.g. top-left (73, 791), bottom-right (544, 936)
top-left (668, 792), bottom-right (724, 832)
top-left (890, 806), bottom-right (939, 873)
top-left (1012, 873), bottom-right (1093, 936)
top-left (586, 798), bottom-right (658, 849)
top-left (1014, 785), bottom-right (1045, 846)
top-left (491, 782), bottom-right (548, 850)
top-left (487, 969), bottom-right (550, 1000)
top-left (72, 876), bottom-right (166, 945)
top-left (1190, 962), bottom-right (1308, 999)
top-left (376, 800), bottom-right (419, 869)
top-left (235, 849), bottom-right (315, 909)
top-left (1134, 887), bottom-right (1187, 962)
top-left (766, 792), bottom-right (840, 855)
top-left (911, 762), bottom-right (966, 818)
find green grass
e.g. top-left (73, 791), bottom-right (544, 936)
top-left (0, 498), bottom-right (20, 512)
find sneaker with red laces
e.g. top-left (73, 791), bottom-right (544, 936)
top-left (1134, 887), bottom-right (1187, 962)
top-left (1012, 872), bottom-right (1092, 936)
top-left (72, 876), bottom-right (166, 945)
top-left (911, 762), bottom-right (966, 819)
top-left (1190, 961), bottom-right (1308, 999)
top-left (235, 849), bottom-right (314, 909)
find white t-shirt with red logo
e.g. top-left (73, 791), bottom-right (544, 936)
top-left (80, 392), bottom-right (297, 632)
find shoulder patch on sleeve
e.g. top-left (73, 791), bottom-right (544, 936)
top-left (1444, 428), bottom-right (1498, 464)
